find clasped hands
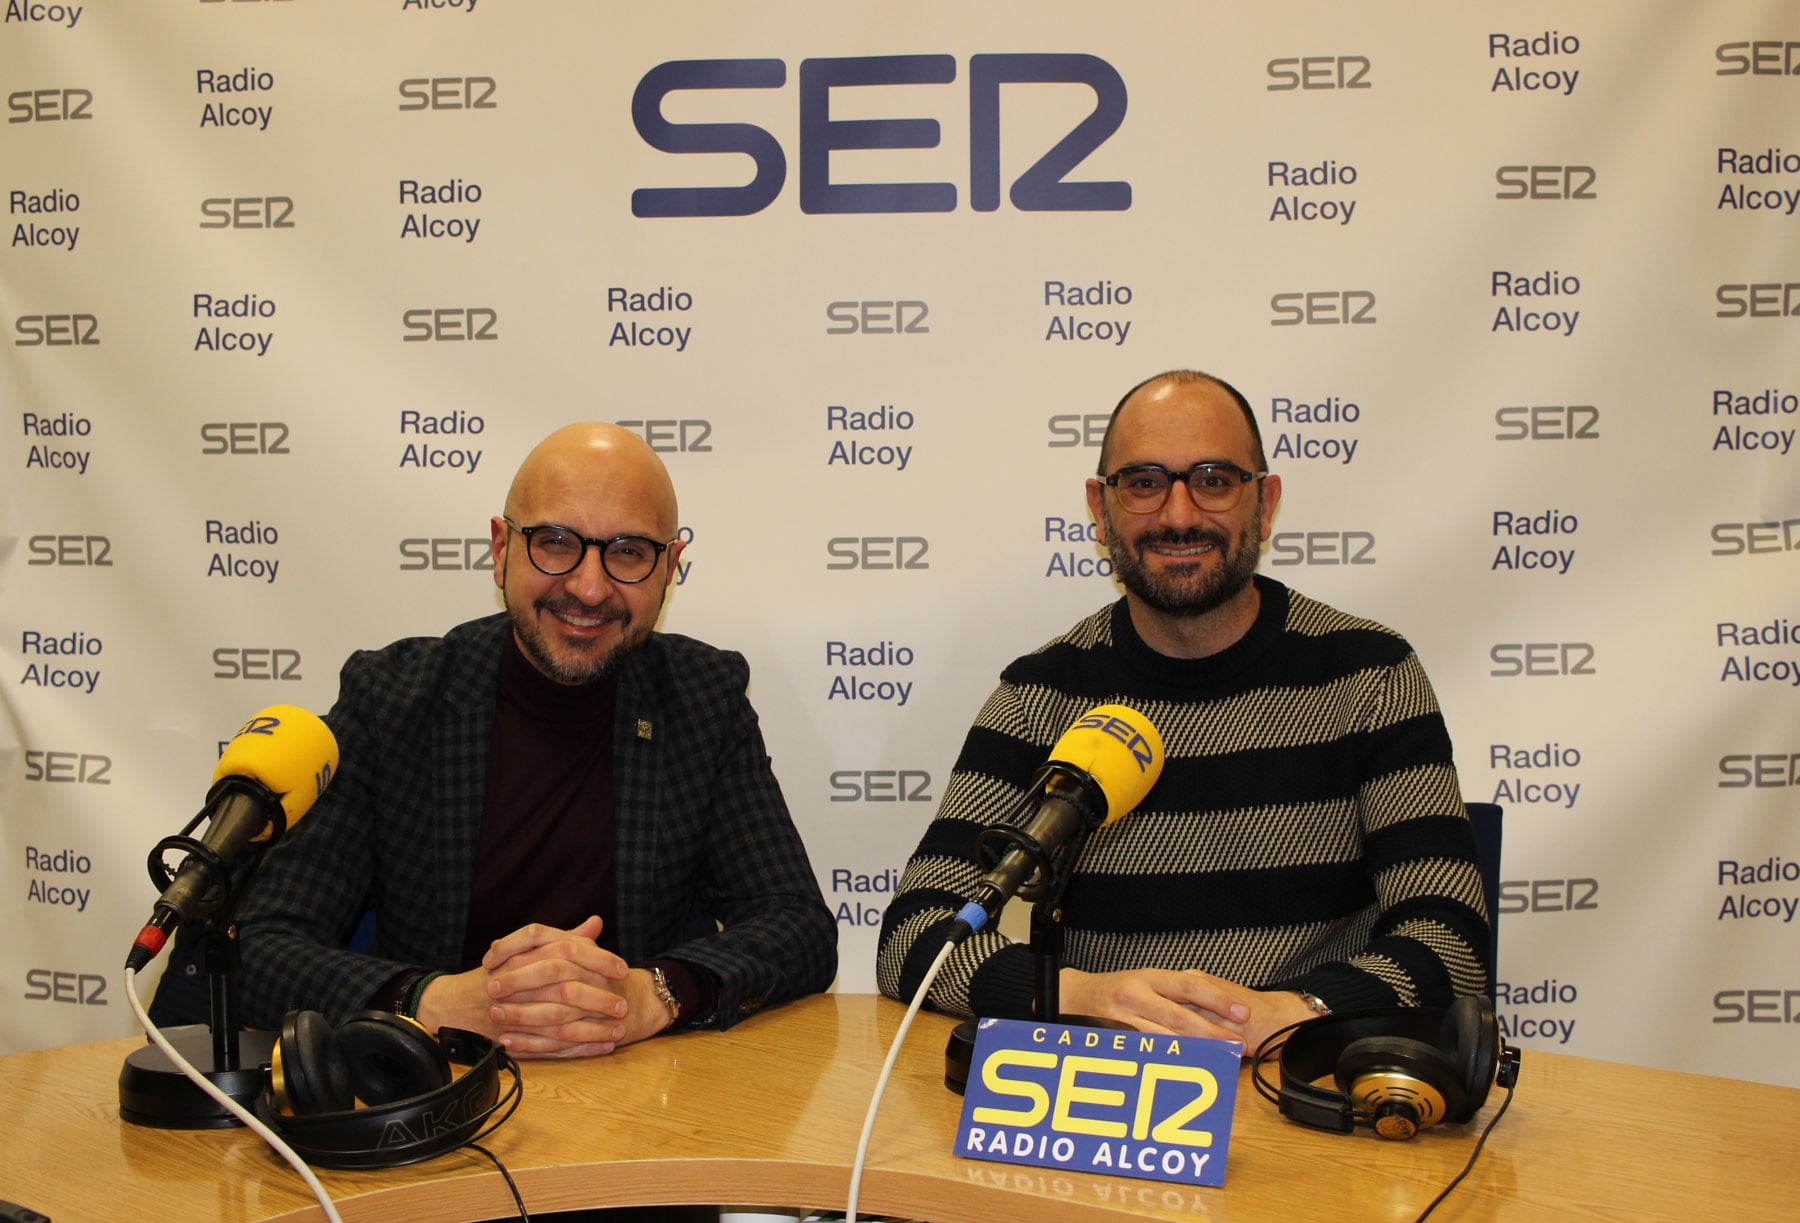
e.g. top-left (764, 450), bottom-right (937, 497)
top-left (1057, 965), bottom-right (1321, 1056)
top-left (415, 915), bottom-right (672, 1059)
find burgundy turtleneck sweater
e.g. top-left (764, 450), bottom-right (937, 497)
top-left (373, 632), bottom-right (714, 1025)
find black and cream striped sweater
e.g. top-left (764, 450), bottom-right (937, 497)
top-left (877, 577), bottom-right (1490, 1019)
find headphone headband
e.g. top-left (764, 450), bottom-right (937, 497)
top-left (1254, 997), bottom-right (1519, 1139)
top-left (259, 1017), bottom-right (520, 1170)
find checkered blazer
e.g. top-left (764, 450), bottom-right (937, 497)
top-left (237, 614), bottom-right (836, 1029)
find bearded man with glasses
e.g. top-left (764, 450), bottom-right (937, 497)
top-left (227, 423), bottom-right (835, 1058)
top-left (877, 370), bottom-right (1488, 1056)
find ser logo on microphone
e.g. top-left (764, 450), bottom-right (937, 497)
top-left (1071, 711), bottom-right (1156, 772)
top-left (225, 709), bottom-right (335, 800)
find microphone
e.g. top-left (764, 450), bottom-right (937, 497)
top-left (951, 703), bottom-right (1164, 940)
top-left (126, 706), bottom-right (339, 971)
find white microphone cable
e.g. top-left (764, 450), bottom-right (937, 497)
top-left (124, 967), bottom-right (343, 1223)
top-left (844, 938), bottom-right (957, 1223)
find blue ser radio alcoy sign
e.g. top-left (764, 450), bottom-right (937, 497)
top-left (955, 1018), bottom-right (1244, 1187)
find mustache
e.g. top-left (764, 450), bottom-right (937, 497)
top-left (1135, 526), bottom-right (1230, 550)
top-left (536, 596), bottom-right (632, 623)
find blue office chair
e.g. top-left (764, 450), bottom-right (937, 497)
top-left (348, 908), bottom-right (377, 953)
top-left (1464, 802), bottom-right (1502, 999)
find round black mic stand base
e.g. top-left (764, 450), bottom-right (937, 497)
top-left (119, 917), bottom-right (271, 1129)
top-left (944, 1013), bottom-right (1128, 1095)
top-left (118, 1024), bottom-right (278, 1128)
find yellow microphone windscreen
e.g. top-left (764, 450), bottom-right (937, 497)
top-left (212, 705), bottom-right (340, 827)
top-left (1044, 703), bottom-right (1165, 822)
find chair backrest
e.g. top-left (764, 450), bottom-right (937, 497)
top-left (1464, 802), bottom-right (1503, 999)
top-left (349, 908), bottom-right (377, 954)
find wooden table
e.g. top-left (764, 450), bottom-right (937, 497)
top-left (1, 994), bottom-right (1794, 1221)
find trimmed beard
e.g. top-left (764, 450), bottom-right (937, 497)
top-left (1101, 495), bottom-right (1263, 618)
top-left (503, 554), bottom-right (658, 685)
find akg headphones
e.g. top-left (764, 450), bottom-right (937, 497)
top-left (255, 1010), bottom-right (520, 1169)
top-left (1254, 996), bottom-right (1521, 1140)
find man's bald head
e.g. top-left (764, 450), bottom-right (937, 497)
top-left (504, 422), bottom-right (680, 540)
top-left (1098, 370), bottom-right (1266, 475)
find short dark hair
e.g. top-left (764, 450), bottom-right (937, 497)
top-left (1097, 369), bottom-right (1266, 474)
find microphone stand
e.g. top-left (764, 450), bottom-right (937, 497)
top-left (119, 894), bottom-right (277, 1128)
top-left (947, 823), bottom-right (1118, 1092)
top-left (1029, 895), bottom-right (1071, 1022)
top-left (1026, 823), bottom-right (1126, 1036)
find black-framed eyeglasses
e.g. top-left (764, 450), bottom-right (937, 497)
top-left (503, 518), bottom-right (675, 583)
top-left (1100, 462), bottom-right (1269, 515)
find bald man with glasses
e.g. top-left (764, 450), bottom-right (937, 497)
top-left (230, 423), bottom-right (836, 1058)
top-left (877, 370), bottom-right (1489, 1056)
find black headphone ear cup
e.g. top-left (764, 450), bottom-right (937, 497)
top-left (1337, 1035), bottom-right (1466, 1139)
top-left (258, 1021), bottom-right (511, 1171)
top-left (1440, 996), bottom-right (1499, 1121)
top-left (276, 1010), bottom-right (356, 1115)
top-left (334, 1012), bottom-right (452, 1107)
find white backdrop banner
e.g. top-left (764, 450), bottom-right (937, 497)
top-left (2, 1), bottom-right (1796, 1088)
